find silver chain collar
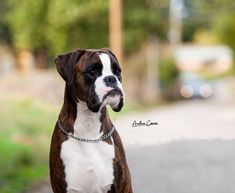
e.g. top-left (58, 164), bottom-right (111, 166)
top-left (57, 120), bottom-right (115, 143)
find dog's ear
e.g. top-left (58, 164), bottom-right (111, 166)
top-left (54, 49), bottom-right (85, 86)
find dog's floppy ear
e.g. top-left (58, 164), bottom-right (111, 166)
top-left (54, 49), bottom-right (85, 86)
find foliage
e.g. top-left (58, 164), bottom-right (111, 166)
top-left (7, 0), bottom-right (49, 50)
top-left (0, 0), bottom-right (12, 44)
top-left (193, 29), bottom-right (218, 44)
top-left (47, 0), bottom-right (108, 54)
top-left (159, 57), bottom-right (180, 100)
top-left (123, 0), bottom-right (169, 54)
top-left (5, 0), bottom-right (171, 56)
top-left (212, 13), bottom-right (235, 58)
top-left (183, 0), bottom-right (235, 42)
top-left (3, 0), bottom-right (235, 58)
top-left (159, 57), bottom-right (179, 88)
top-left (6, 0), bottom-right (108, 55)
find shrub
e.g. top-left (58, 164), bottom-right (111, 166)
top-left (159, 57), bottom-right (180, 100)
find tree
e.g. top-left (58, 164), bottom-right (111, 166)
top-left (7, 0), bottom-right (49, 50)
top-left (0, 0), bottom-right (12, 44)
top-left (123, 0), bottom-right (169, 54)
top-left (47, 0), bottom-right (108, 55)
top-left (7, 0), bottom-right (108, 59)
top-left (182, 0), bottom-right (235, 42)
top-left (213, 13), bottom-right (235, 54)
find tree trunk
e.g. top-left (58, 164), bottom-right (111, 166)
top-left (34, 49), bottom-right (49, 69)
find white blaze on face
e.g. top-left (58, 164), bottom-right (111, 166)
top-left (94, 53), bottom-right (124, 106)
top-left (99, 53), bottom-right (113, 77)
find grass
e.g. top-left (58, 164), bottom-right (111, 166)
top-left (0, 98), bottom-right (59, 138)
top-left (0, 97), bottom-right (59, 193)
top-left (0, 138), bottom-right (47, 193)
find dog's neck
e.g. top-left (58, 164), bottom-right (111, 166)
top-left (74, 101), bottom-right (102, 139)
top-left (60, 86), bottom-right (112, 139)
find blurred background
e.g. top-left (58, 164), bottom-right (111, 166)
top-left (0, 0), bottom-right (235, 193)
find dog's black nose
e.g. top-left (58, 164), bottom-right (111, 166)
top-left (104, 75), bottom-right (117, 87)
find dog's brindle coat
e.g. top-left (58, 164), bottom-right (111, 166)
top-left (49, 49), bottom-right (133, 193)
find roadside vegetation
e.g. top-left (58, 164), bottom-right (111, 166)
top-left (0, 97), bottom-right (58, 193)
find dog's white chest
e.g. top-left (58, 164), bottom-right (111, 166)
top-left (61, 138), bottom-right (114, 193)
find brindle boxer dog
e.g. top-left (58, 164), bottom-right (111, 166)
top-left (49, 48), bottom-right (133, 193)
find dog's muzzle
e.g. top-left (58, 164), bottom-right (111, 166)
top-left (87, 75), bottom-right (124, 113)
top-left (101, 87), bottom-right (124, 112)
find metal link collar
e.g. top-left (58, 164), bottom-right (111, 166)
top-left (57, 120), bottom-right (115, 143)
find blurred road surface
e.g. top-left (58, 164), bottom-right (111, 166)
top-left (114, 99), bottom-right (235, 193)
top-left (115, 99), bottom-right (235, 145)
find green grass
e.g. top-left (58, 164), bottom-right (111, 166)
top-left (0, 98), bottom-right (59, 137)
top-left (0, 138), bottom-right (48, 193)
top-left (0, 97), bottom-right (59, 193)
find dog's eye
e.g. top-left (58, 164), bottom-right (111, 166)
top-left (114, 69), bottom-right (121, 77)
top-left (117, 69), bottom-right (121, 75)
top-left (87, 69), bottom-right (97, 78)
top-left (112, 64), bottom-right (121, 76)
top-left (115, 71), bottom-right (121, 81)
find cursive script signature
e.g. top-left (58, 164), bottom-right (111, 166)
top-left (132, 120), bottom-right (158, 127)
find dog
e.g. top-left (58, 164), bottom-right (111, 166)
top-left (49, 48), bottom-right (133, 193)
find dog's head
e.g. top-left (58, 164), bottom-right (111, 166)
top-left (55, 48), bottom-right (124, 113)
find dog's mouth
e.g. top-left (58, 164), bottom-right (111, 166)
top-left (87, 87), bottom-right (124, 113)
top-left (101, 87), bottom-right (124, 112)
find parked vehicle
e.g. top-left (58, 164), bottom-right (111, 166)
top-left (180, 73), bottom-right (213, 99)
